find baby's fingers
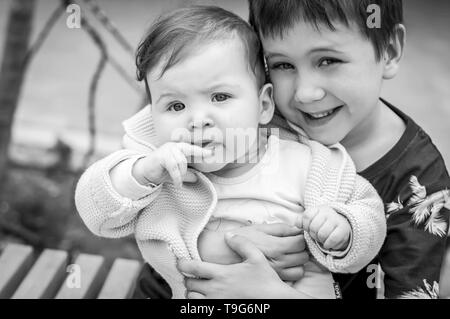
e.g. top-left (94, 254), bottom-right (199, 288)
top-left (183, 171), bottom-right (198, 183)
top-left (322, 227), bottom-right (349, 250)
top-left (162, 155), bottom-right (183, 188)
top-left (317, 222), bottom-right (336, 245)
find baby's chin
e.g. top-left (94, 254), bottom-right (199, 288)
top-left (190, 162), bottom-right (227, 173)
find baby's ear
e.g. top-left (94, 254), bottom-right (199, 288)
top-left (383, 23), bottom-right (406, 80)
top-left (258, 83), bottom-right (275, 125)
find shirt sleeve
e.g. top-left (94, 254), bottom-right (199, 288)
top-left (381, 174), bottom-right (450, 299)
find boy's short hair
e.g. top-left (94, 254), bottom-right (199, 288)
top-left (136, 5), bottom-right (264, 102)
top-left (248, 0), bottom-right (403, 61)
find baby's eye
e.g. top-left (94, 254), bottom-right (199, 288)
top-left (271, 62), bottom-right (294, 70)
top-left (212, 93), bottom-right (231, 102)
top-left (318, 58), bottom-right (341, 67)
top-left (168, 102), bottom-right (185, 112)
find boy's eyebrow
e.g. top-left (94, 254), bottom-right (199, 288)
top-left (308, 47), bottom-right (343, 55)
top-left (265, 47), bottom-right (343, 60)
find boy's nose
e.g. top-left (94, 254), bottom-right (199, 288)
top-left (294, 76), bottom-right (325, 104)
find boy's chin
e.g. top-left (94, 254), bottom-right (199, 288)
top-left (190, 162), bottom-right (227, 173)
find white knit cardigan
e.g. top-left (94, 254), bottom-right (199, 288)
top-left (75, 106), bottom-right (386, 299)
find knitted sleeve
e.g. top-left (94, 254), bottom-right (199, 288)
top-left (303, 141), bottom-right (386, 273)
top-left (74, 149), bottom-right (162, 238)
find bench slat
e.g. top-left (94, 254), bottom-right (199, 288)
top-left (0, 243), bottom-right (34, 298)
top-left (97, 259), bottom-right (141, 299)
top-left (55, 254), bottom-right (106, 299)
top-left (12, 249), bottom-right (68, 299)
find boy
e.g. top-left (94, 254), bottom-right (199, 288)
top-left (179, 0), bottom-right (450, 299)
top-left (75, 5), bottom-right (386, 298)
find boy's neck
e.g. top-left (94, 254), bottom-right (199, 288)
top-left (210, 132), bottom-right (268, 178)
top-left (341, 99), bottom-right (406, 172)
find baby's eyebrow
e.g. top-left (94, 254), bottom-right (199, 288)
top-left (265, 52), bottom-right (286, 60)
top-left (204, 83), bottom-right (240, 92)
top-left (155, 91), bottom-right (185, 104)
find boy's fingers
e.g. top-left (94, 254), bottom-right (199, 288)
top-left (278, 266), bottom-right (305, 282)
top-left (295, 215), bottom-right (303, 230)
top-left (177, 259), bottom-right (217, 279)
top-left (273, 251), bottom-right (309, 269)
top-left (185, 277), bottom-right (209, 295)
top-left (253, 223), bottom-right (302, 237)
top-left (302, 207), bottom-right (319, 232)
top-left (308, 211), bottom-right (327, 237)
top-left (186, 291), bottom-right (206, 299)
top-left (224, 233), bottom-right (266, 262)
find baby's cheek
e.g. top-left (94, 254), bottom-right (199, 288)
top-left (197, 219), bottom-right (245, 264)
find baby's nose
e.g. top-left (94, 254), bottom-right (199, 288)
top-left (189, 118), bottom-right (215, 130)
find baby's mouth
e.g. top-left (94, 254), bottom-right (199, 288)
top-left (193, 140), bottom-right (219, 150)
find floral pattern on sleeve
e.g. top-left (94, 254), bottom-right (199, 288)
top-left (399, 279), bottom-right (440, 299)
top-left (386, 175), bottom-right (450, 237)
top-left (384, 175), bottom-right (450, 299)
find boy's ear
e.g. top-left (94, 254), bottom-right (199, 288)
top-left (383, 24), bottom-right (406, 80)
top-left (258, 83), bottom-right (275, 125)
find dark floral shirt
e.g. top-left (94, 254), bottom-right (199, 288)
top-left (334, 99), bottom-right (450, 299)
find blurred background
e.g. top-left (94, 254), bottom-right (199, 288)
top-left (0, 0), bottom-right (449, 264)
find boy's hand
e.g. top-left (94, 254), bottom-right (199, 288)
top-left (133, 142), bottom-right (212, 188)
top-left (226, 223), bottom-right (308, 281)
top-left (297, 206), bottom-right (351, 251)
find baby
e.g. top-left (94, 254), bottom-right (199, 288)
top-left (75, 5), bottom-right (386, 299)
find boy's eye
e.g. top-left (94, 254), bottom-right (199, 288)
top-left (318, 58), bottom-right (341, 67)
top-left (271, 62), bottom-right (294, 70)
top-left (212, 93), bottom-right (231, 102)
top-left (168, 102), bottom-right (185, 112)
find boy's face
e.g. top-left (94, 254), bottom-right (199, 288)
top-left (148, 37), bottom-right (272, 172)
top-left (261, 20), bottom-right (387, 146)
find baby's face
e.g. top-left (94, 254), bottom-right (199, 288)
top-left (149, 37), bottom-right (269, 172)
top-left (262, 20), bottom-right (389, 146)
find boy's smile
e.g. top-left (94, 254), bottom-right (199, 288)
top-left (262, 20), bottom-right (388, 146)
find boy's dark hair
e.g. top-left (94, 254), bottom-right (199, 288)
top-left (248, 0), bottom-right (403, 61)
top-left (136, 5), bottom-right (264, 103)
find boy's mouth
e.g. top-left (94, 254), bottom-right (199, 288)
top-left (301, 105), bottom-right (344, 126)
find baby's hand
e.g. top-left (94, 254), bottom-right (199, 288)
top-left (133, 142), bottom-right (212, 188)
top-left (297, 206), bottom-right (351, 251)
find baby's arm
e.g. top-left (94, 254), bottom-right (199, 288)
top-left (305, 174), bottom-right (386, 274)
top-left (303, 141), bottom-right (386, 274)
top-left (75, 148), bottom-right (162, 238)
top-left (75, 139), bottom-right (211, 238)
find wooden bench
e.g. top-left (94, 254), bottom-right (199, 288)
top-left (0, 243), bottom-right (142, 299)
top-left (1, 242), bottom-right (449, 299)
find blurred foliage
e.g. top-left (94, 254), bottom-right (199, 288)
top-left (0, 157), bottom-right (140, 261)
